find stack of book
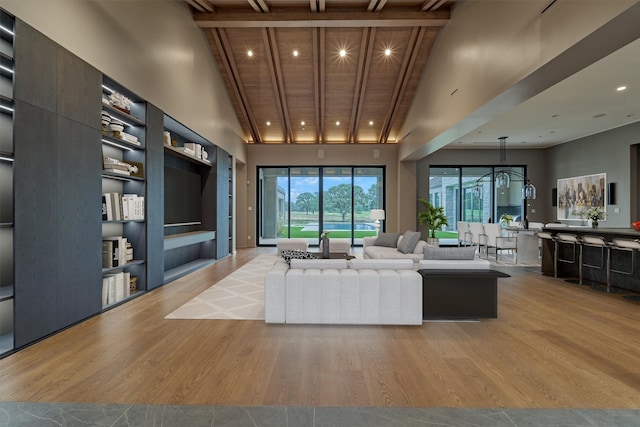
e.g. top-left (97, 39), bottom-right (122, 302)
top-left (102, 236), bottom-right (134, 268)
top-left (102, 192), bottom-right (145, 220)
top-left (102, 271), bottom-right (135, 306)
top-left (103, 157), bottom-right (132, 175)
top-left (119, 131), bottom-right (140, 145)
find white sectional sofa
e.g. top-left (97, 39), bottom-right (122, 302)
top-left (264, 258), bottom-right (422, 325)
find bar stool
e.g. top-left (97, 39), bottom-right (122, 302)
top-left (610, 238), bottom-right (640, 276)
top-left (536, 231), bottom-right (556, 276)
top-left (581, 235), bottom-right (611, 292)
top-left (556, 233), bottom-right (582, 284)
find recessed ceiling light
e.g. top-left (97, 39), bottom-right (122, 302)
top-left (384, 49), bottom-right (391, 56)
top-left (617, 86), bottom-right (627, 91)
top-left (301, 121), bottom-right (305, 126)
top-left (339, 49), bottom-right (346, 58)
top-left (293, 50), bottom-right (299, 57)
top-left (336, 121), bottom-right (340, 126)
top-left (369, 121), bottom-right (374, 126)
top-left (266, 121), bottom-right (271, 126)
top-left (247, 50), bottom-right (253, 57)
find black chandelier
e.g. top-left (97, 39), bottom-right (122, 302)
top-left (472, 136), bottom-right (537, 200)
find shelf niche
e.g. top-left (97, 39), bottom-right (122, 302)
top-left (162, 114), bottom-right (217, 284)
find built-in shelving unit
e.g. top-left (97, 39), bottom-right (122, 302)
top-left (162, 114), bottom-right (217, 283)
top-left (0, 14), bottom-right (234, 357)
top-left (100, 76), bottom-right (147, 308)
top-left (0, 9), bottom-right (14, 356)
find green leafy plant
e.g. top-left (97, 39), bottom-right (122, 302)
top-left (585, 206), bottom-right (605, 221)
top-left (500, 214), bottom-right (513, 225)
top-left (417, 199), bottom-right (449, 238)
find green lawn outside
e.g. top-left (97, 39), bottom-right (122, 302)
top-left (280, 226), bottom-right (460, 239)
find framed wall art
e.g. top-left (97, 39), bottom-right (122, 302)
top-left (556, 173), bottom-right (606, 221)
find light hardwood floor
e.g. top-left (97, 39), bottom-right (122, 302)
top-left (0, 248), bottom-right (638, 408)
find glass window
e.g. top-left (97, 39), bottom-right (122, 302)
top-left (258, 166), bottom-right (384, 246)
top-left (429, 165), bottom-right (526, 244)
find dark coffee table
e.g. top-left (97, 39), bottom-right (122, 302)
top-left (309, 252), bottom-right (355, 260)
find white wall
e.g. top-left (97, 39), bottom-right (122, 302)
top-left (1, 0), bottom-right (247, 163)
top-left (399, 0), bottom-right (638, 161)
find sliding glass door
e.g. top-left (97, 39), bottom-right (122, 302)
top-left (290, 167), bottom-right (320, 241)
top-left (258, 166), bottom-right (384, 246)
top-left (354, 167), bottom-right (384, 245)
top-left (429, 166), bottom-right (526, 239)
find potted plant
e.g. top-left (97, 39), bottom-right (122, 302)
top-left (500, 214), bottom-right (514, 227)
top-left (585, 206), bottom-right (605, 228)
top-left (417, 198), bottom-right (449, 246)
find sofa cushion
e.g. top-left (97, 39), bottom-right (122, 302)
top-left (349, 259), bottom-right (414, 270)
top-left (290, 259), bottom-right (348, 270)
top-left (397, 231), bottom-right (422, 254)
top-left (413, 240), bottom-right (427, 254)
top-left (423, 246), bottom-right (476, 260)
top-left (375, 232), bottom-right (401, 248)
top-left (281, 249), bottom-right (315, 264)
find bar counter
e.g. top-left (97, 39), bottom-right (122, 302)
top-left (541, 227), bottom-right (640, 293)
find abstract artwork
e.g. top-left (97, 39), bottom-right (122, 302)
top-left (557, 173), bottom-right (606, 221)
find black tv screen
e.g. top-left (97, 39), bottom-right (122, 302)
top-left (164, 166), bottom-right (202, 224)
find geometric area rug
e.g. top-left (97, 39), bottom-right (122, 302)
top-left (164, 254), bottom-right (279, 320)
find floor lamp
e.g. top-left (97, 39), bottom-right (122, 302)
top-left (370, 209), bottom-right (385, 235)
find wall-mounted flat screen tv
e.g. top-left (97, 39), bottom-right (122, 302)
top-left (164, 166), bottom-right (202, 225)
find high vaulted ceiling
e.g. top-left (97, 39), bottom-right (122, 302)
top-left (185, 0), bottom-right (453, 144)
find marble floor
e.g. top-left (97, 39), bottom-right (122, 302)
top-left (0, 402), bottom-right (639, 426)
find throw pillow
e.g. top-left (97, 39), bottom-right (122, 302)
top-left (397, 231), bottom-right (422, 254)
top-left (281, 249), bottom-right (315, 264)
top-left (423, 246), bottom-right (476, 260)
top-left (375, 232), bottom-right (401, 248)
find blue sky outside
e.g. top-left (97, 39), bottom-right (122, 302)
top-left (277, 176), bottom-right (377, 204)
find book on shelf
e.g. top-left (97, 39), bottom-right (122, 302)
top-left (119, 132), bottom-right (139, 145)
top-left (102, 236), bottom-right (129, 268)
top-left (102, 271), bottom-right (134, 306)
top-left (102, 193), bottom-right (145, 221)
top-left (103, 157), bottom-right (132, 176)
top-left (101, 195), bottom-right (108, 220)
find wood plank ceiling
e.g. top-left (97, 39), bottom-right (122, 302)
top-left (186, 0), bottom-right (453, 144)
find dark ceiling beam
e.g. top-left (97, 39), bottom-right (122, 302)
top-left (379, 27), bottom-right (425, 143)
top-left (349, 28), bottom-right (375, 143)
top-left (194, 10), bottom-right (449, 28)
top-left (186, 0), bottom-right (206, 13)
top-left (193, 0), bottom-right (215, 12)
top-left (209, 28), bottom-right (261, 143)
top-left (310, 0), bottom-right (325, 12)
top-left (420, 0), bottom-right (438, 11)
top-left (367, 0), bottom-right (387, 12)
top-left (247, 0), bottom-right (270, 13)
top-left (263, 28), bottom-right (293, 143)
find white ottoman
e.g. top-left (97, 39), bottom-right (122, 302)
top-left (277, 239), bottom-right (309, 254)
top-left (320, 238), bottom-right (351, 254)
